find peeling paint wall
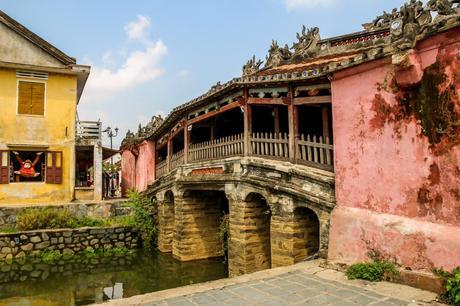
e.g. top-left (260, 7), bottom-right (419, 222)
top-left (329, 29), bottom-right (460, 271)
top-left (0, 67), bottom-right (76, 204)
top-left (135, 141), bottom-right (155, 192)
top-left (121, 150), bottom-right (136, 196)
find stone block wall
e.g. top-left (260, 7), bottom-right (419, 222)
top-left (228, 199), bottom-right (271, 277)
top-left (157, 201), bottom-right (174, 253)
top-left (0, 227), bottom-right (138, 260)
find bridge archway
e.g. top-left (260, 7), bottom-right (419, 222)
top-left (173, 189), bottom-right (229, 261)
top-left (157, 190), bottom-right (175, 253)
top-left (292, 206), bottom-right (320, 262)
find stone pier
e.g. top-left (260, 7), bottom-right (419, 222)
top-left (157, 191), bottom-right (175, 253)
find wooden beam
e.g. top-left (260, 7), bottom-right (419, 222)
top-left (152, 141), bottom-right (157, 181)
top-left (166, 137), bottom-right (172, 173)
top-left (322, 105), bottom-right (330, 140)
top-left (187, 101), bottom-right (241, 125)
top-left (247, 97), bottom-right (290, 105)
top-left (293, 95), bottom-right (331, 105)
top-left (288, 84), bottom-right (297, 161)
top-left (184, 120), bottom-right (189, 164)
top-left (243, 87), bottom-right (250, 156)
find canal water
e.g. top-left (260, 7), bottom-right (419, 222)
top-left (0, 250), bottom-right (228, 306)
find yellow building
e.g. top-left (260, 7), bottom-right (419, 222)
top-left (0, 10), bottom-right (96, 204)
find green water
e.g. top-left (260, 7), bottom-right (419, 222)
top-left (0, 250), bottom-right (228, 306)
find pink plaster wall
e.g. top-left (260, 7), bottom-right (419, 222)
top-left (329, 29), bottom-right (460, 271)
top-left (135, 141), bottom-right (155, 192)
top-left (121, 150), bottom-right (136, 196)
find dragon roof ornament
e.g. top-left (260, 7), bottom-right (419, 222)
top-left (265, 40), bottom-right (292, 69)
top-left (242, 55), bottom-right (264, 76)
top-left (121, 115), bottom-right (164, 150)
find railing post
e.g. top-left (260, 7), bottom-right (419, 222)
top-left (243, 87), bottom-right (251, 157)
top-left (288, 84), bottom-right (297, 161)
top-left (153, 141), bottom-right (157, 181)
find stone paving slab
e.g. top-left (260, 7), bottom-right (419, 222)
top-left (144, 271), bottom-right (408, 306)
top-left (102, 260), bottom-right (441, 306)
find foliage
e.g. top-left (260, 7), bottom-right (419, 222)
top-left (220, 214), bottom-right (229, 263)
top-left (38, 250), bottom-right (63, 263)
top-left (17, 208), bottom-right (74, 231)
top-left (346, 261), bottom-right (398, 282)
top-left (16, 208), bottom-right (131, 231)
top-left (0, 227), bottom-right (18, 234)
top-left (439, 267), bottom-right (460, 305)
top-left (126, 190), bottom-right (157, 249)
top-left (103, 162), bottom-right (121, 175)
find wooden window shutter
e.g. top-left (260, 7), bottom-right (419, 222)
top-left (46, 152), bottom-right (63, 184)
top-left (0, 151), bottom-right (9, 184)
top-left (18, 81), bottom-right (45, 115)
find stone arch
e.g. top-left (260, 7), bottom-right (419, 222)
top-left (157, 189), bottom-right (175, 253)
top-left (173, 189), bottom-right (229, 261)
top-left (243, 192), bottom-right (272, 271)
top-left (292, 206), bottom-right (320, 262)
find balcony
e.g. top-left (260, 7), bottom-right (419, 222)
top-left (76, 121), bottom-right (101, 140)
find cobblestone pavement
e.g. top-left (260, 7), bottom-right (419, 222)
top-left (142, 270), bottom-right (409, 306)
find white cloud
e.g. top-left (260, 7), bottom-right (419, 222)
top-left (81, 15), bottom-right (167, 104)
top-left (283, 0), bottom-right (336, 10)
top-left (124, 15), bottom-right (151, 42)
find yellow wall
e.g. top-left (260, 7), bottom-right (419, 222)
top-left (0, 67), bottom-right (77, 204)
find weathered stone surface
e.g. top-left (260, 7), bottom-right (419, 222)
top-left (30, 236), bottom-right (41, 243)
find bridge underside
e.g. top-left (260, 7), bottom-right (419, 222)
top-left (151, 157), bottom-right (335, 277)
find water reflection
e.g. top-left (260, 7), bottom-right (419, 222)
top-left (0, 251), bottom-right (228, 306)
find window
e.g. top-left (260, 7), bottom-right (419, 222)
top-left (46, 152), bottom-right (63, 184)
top-left (17, 81), bottom-right (45, 116)
top-left (0, 150), bottom-right (63, 184)
top-left (10, 151), bottom-right (46, 183)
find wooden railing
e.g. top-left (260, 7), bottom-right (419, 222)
top-left (156, 160), bottom-right (168, 179)
top-left (76, 121), bottom-right (101, 139)
top-left (189, 134), bottom-right (244, 162)
top-left (297, 134), bottom-right (334, 170)
top-left (250, 132), bottom-right (289, 159)
top-left (171, 150), bottom-right (184, 170)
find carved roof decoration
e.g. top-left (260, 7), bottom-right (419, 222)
top-left (121, 0), bottom-right (460, 150)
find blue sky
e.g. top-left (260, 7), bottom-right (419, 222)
top-left (1, 0), bottom-right (405, 147)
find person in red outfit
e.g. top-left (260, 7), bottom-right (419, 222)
top-left (12, 151), bottom-right (43, 178)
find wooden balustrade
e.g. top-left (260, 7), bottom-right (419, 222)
top-left (155, 132), bottom-right (334, 179)
top-left (171, 150), bottom-right (184, 170)
top-left (189, 134), bottom-right (244, 162)
top-left (296, 134), bottom-right (334, 170)
top-left (250, 132), bottom-right (290, 159)
top-left (155, 160), bottom-right (168, 179)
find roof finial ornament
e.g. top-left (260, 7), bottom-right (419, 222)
top-left (292, 26), bottom-right (320, 58)
top-left (265, 40), bottom-right (292, 69)
top-left (242, 55), bottom-right (263, 76)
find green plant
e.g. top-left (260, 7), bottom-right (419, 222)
top-left (17, 208), bottom-right (73, 230)
top-left (126, 190), bottom-right (157, 250)
top-left (346, 261), bottom-right (398, 282)
top-left (445, 267), bottom-right (460, 305)
top-left (220, 214), bottom-right (229, 263)
top-left (38, 250), bottom-right (62, 263)
top-left (0, 227), bottom-right (18, 234)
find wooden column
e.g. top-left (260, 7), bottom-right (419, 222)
top-left (288, 84), bottom-right (297, 161)
top-left (243, 87), bottom-right (251, 156)
top-left (322, 105), bottom-right (330, 140)
top-left (167, 136), bottom-right (172, 173)
top-left (273, 106), bottom-right (280, 135)
top-left (152, 140), bottom-right (157, 181)
top-left (184, 123), bottom-right (189, 164)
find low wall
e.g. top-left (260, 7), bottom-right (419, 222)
top-left (0, 226), bottom-right (138, 260)
top-left (0, 200), bottom-right (131, 230)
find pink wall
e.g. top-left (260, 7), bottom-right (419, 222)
top-left (121, 150), bottom-right (136, 196)
top-left (329, 29), bottom-right (460, 271)
top-left (135, 140), bottom-right (155, 192)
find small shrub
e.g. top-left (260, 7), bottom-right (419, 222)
top-left (346, 261), bottom-right (397, 282)
top-left (17, 208), bottom-right (73, 231)
top-left (127, 191), bottom-right (157, 250)
top-left (38, 250), bottom-right (62, 263)
top-left (445, 267), bottom-right (460, 305)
